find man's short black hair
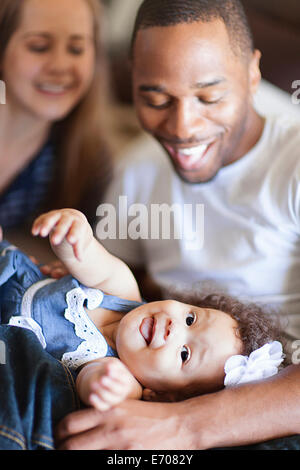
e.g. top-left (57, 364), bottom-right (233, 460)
top-left (131, 0), bottom-right (254, 59)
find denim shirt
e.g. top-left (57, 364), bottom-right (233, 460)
top-left (0, 141), bottom-right (55, 229)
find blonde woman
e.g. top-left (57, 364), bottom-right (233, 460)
top-left (0, 0), bottom-right (112, 229)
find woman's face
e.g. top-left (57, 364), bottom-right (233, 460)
top-left (1, 0), bottom-right (96, 122)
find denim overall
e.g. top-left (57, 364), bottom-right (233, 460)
top-left (0, 240), bottom-right (143, 449)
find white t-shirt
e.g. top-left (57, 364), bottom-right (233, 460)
top-left (98, 114), bottom-right (300, 342)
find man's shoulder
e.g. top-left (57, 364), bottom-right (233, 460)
top-left (260, 114), bottom-right (300, 170)
top-left (267, 114), bottom-right (300, 144)
top-left (115, 134), bottom-right (170, 175)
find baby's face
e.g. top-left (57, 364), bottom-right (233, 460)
top-left (116, 300), bottom-right (242, 396)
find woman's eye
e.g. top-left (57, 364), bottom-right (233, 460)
top-left (181, 346), bottom-right (190, 363)
top-left (186, 312), bottom-right (195, 326)
top-left (28, 45), bottom-right (48, 53)
top-left (69, 46), bottom-right (84, 55)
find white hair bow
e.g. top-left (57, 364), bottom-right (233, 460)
top-left (224, 341), bottom-right (284, 387)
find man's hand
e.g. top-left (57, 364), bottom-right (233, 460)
top-left (55, 400), bottom-right (198, 450)
top-left (55, 365), bottom-right (300, 450)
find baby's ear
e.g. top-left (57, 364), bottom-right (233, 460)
top-left (142, 388), bottom-right (180, 403)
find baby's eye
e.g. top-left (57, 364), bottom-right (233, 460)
top-left (186, 312), bottom-right (196, 326)
top-left (181, 345), bottom-right (191, 363)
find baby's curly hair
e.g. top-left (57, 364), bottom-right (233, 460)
top-left (165, 289), bottom-right (284, 357)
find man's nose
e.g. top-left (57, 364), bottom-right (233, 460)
top-left (165, 99), bottom-right (207, 141)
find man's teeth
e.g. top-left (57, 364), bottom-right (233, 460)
top-left (180, 144), bottom-right (208, 156)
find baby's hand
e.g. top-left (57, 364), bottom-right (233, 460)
top-left (32, 209), bottom-right (93, 261)
top-left (84, 359), bottom-right (136, 412)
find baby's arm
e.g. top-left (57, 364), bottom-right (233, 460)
top-left (32, 209), bottom-right (141, 301)
top-left (76, 357), bottom-right (143, 411)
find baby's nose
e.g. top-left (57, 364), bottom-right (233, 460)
top-left (164, 319), bottom-right (172, 340)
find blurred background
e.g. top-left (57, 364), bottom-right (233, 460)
top-left (103, 0), bottom-right (300, 155)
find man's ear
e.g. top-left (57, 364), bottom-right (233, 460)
top-left (142, 388), bottom-right (180, 403)
top-left (249, 49), bottom-right (262, 96)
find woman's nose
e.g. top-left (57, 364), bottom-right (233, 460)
top-left (45, 46), bottom-right (73, 75)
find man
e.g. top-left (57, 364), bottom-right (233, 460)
top-left (56, 0), bottom-right (300, 449)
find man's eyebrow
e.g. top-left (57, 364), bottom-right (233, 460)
top-left (139, 79), bottom-right (226, 93)
top-left (138, 85), bottom-right (166, 93)
top-left (193, 78), bottom-right (227, 89)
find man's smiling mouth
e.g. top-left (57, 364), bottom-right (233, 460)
top-left (163, 141), bottom-right (215, 171)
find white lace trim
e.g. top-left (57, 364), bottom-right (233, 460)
top-left (8, 278), bottom-right (56, 349)
top-left (8, 317), bottom-right (47, 348)
top-left (21, 278), bottom-right (56, 317)
top-left (61, 286), bottom-right (108, 370)
top-left (8, 277), bottom-right (108, 369)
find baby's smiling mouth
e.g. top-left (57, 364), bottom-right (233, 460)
top-left (140, 317), bottom-right (155, 345)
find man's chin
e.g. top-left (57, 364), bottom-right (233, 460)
top-left (173, 163), bottom-right (220, 185)
top-left (157, 139), bottom-right (222, 184)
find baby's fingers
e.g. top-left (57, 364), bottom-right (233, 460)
top-left (65, 220), bottom-right (86, 261)
top-left (89, 376), bottom-right (128, 410)
top-left (89, 393), bottom-right (111, 412)
top-left (32, 212), bottom-right (62, 238)
top-left (48, 216), bottom-right (75, 246)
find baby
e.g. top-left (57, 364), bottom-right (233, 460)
top-left (0, 209), bottom-right (284, 411)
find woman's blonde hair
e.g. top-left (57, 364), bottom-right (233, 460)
top-left (0, 0), bottom-right (112, 222)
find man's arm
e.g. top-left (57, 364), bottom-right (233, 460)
top-left (55, 364), bottom-right (300, 450)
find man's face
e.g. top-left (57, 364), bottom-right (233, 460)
top-left (132, 20), bottom-right (262, 184)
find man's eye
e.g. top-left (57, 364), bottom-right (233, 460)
top-left (146, 101), bottom-right (170, 110)
top-left (181, 345), bottom-right (190, 363)
top-left (186, 312), bottom-right (195, 326)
